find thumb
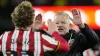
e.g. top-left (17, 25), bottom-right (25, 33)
top-left (47, 19), bottom-right (52, 25)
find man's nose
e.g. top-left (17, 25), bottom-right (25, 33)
top-left (57, 26), bottom-right (63, 28)
top-left (58, 23), bottom-right (63, 26)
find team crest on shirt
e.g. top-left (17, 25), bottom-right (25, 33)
top-left (68, 39), bottom-right (74, 47)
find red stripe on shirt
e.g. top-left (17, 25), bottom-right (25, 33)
top-left (6, 31), bottom-right (13, 51)
top-left (29, 32), bottom-right (34, 52)
top-left (42, 38), bottom-right (57, 50)
top-left (17, 30), bottom-right (24, 56)
top-left (6, 31), bottom-right (14, 56)
top-left (0, 33), bottom-right (4, 47)
top-left (52, 31), bottom-right (70, 52)
top-left (40, 33), bottom-right (44, 56)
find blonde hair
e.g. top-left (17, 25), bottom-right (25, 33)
top-left (11, 1), bottom-right (34, 28)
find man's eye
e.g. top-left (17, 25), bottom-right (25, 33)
top-left (62, 22), bottom-right (66, 24)
top-left (56, 23), bottom-right (58, 24)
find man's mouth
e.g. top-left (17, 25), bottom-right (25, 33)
top-left (58, 29), bottom-right (63, 31)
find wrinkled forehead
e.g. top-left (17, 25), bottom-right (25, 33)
top-left (54, 14), bottom-right (69, 22)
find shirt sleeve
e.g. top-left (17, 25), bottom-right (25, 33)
top-left (0, 34), bottom-right (3, 51)
top-left (42, 34), bottom-right (58, 52)
top-left (42, 33), bottom-right (70, 52)
top-left (51, 31), bottom-right (70, 52)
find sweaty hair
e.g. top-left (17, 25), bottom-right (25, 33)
top-left (11, 1), bottom-right (34, 28)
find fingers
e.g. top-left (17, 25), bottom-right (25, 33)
top-left (35, 13), bottom-right (42, 20)
top-left (47, 19), bottom-right (52, 27)
top-left (72, 8), bottom-right (81, 17)
top-left (72, 8), bottom-right (79, 15)
top-left (47, 19), bottom-right (53, 30)
top-left (78, 10), bottom-right (81, 16)
top-left (38, 14), bottom-right (42, 19)
top-left (46, 19), bottom-right (53, 35)
top-left (47, 19), bottom-right (57, 30)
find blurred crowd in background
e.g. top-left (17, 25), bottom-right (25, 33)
top-left (0, 0), bottom-right (100, 56)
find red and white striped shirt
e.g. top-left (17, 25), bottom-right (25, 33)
top-left (0, 29), bottom-right (69, 56)
top-left (0, 29), bottom-right (58, 56)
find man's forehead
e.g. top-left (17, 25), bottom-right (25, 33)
top-left (54, 18), bottom-right (67, 23)
top-left (55, 15), bottom-right (68, 20)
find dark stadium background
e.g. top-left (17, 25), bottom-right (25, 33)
top-left (0, 0), bottom-right (100, 38)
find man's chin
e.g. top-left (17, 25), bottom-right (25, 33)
top-left (59, 32), bottom-right (65, 35)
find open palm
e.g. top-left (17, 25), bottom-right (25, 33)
top-left (44, 19), bottom-right (58, 35)
top-left (71, 9), bottom-right (83, 27)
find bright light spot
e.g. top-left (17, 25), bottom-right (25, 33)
top-left (80, 10), bottom-right (88, 23)
top-left (95, 10), bottom-right (100, 27)
top-left (34, 8), bottom-right (44, 16)
top-left (64, 10), bottom-right (88, 24)
top-left (64, 11), bottom-right (73, 24)
top-left (43, 11), bottom-right (55, 25)
top-left (64, 11), bottom-right (73, 18)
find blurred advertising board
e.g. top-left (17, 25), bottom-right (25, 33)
top-left (33, 6), bottom-right (100, 30)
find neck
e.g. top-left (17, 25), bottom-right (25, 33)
top-left (25, 27), bottom-right (32, 31)
top-left (15, 26), bottom-right (32, 31)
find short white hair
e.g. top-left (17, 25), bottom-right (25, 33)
top-left (54, 11), bottom-right (71, 23)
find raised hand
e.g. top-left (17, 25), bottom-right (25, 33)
top-left (44, 19), bottom-right (58, 35)
top-left (32, 14), bottom-right (45, 30)
top-left (71, 8), bottom-right (85, 28)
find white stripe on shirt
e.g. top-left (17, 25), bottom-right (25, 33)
top-left (42, 34), bottom-right (58, 45)
top-left (43, 45), bottom-right (53, 52)
top-left (34, 32), bottom-right (41, 56)
top-left (11, 30), bottom-right (19, 51)
top-left (2, 32), bottom-right (9, 56)
top-left (25, 31), bottom-right (30, 51)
